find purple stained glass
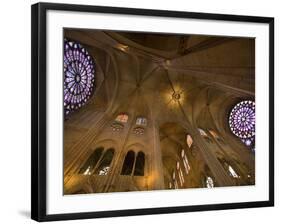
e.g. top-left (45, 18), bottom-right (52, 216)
top-left (229, 100), bottom-right (255, 145)
top-left (64, 39), bottom-right (95, 116)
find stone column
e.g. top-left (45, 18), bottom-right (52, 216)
top-left (193, 132), bottom-right (234, 186)
top-left (181, 121), bottom-right (234, 186)
top-left (151, 121), bottom-right (165, 190)
top-left (64, 111), bottom-right (111, 184)
top-left (223, 132), bottom-right (255, 171)
top-left (103, 108), bottom-right (137, 192)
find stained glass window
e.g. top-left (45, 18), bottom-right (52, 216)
top-left (229, 100), bottom-right (255, 148)
top-left (209, 130), bottom-right (224, 143)
top-left (198, 128), bottom-right (208, 137)
top-left (209, 130), bottom-right (219, 139)
top-left (206, 176), bottom-right (214, 188)
top-left (176, 161), bottom-right (184, 186)
top-left (134, 152), bottom-right (145, 176)
top-left (95, 148), bottom-right (114, 175)
top-left (79, 147), bottom-right (103, 175)
top-left (98, 166), bottom-right (110, 175)
top-left (172, 171), bottom-right (179, 189)
top-left (64, 39), bottom-right (95, 116)
top-left (169, 182), bottom-right (172, 189)
top-left (181, 149), bottom-right (191, 175)
top-left (115, 113), bottom-right (129, 123)
top-left (121, 151), bottom-right (135, 175)
top-left (228, 165), bottom-right (239, 178)
top-left (136, 117), bottom-right (147, 126)
top-left (172, 171), bottom-right (176, 180)
top-left (186, 135), bottom-right (193, 148)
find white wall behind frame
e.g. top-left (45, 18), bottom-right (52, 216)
top-left (0, 0), bottom-right (279, 224)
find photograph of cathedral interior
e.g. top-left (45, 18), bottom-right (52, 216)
top-left (63, 29), bottom-right (255, 195)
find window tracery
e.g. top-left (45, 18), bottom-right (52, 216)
top-left (111, 122), bottom-right (124, 131)
top-left (95, 149), bottom-right (114, 175)
top-left (229, 100), bottom-right (255, 148)
top-left (79, 148), bottom-right (114, 176)
top-left (64, 39), bottom-right (95, 116)
top-left (121, 151), bottom-right (135, 175)
top-left (133, 127), bottom-right (145, 135)
top-left (121, 151), bottom-right (145, 176)
top-left (79, 147), bottom-right (103, 175)
top-left (134, 152), bottom-right (145, 176)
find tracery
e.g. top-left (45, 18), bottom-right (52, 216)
top-left (229, 100), bottom-right (255, 148)
top-left (64, 39), bottom-right (95, 116)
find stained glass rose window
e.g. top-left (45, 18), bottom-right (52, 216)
top-left (64, 39), bottom-right (95, 116)
top-left (229, 100), bottom-right (255, 148)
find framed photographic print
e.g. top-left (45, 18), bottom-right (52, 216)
top-left (31, 2), bottom-right (274, 222)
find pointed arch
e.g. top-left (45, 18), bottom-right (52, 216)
top-left (95, 148), bottom-right (115, 175)
top-left (79, 147), bottom-right (104, 175)
top-left (134, 151), bottom-right (145, 176)
top-left (121, 151), bottom-right (135, 175)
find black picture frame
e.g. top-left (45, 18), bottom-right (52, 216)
top-left (31, 2), bottom-right (274, 222)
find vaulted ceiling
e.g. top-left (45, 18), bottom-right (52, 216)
top-left (64, 29), bottom-right (255, 133)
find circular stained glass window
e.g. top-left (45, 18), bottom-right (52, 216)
top-left (229, 100), bottom-right (255, 139)
top-left (64, 39), bottom-right (95, 116)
